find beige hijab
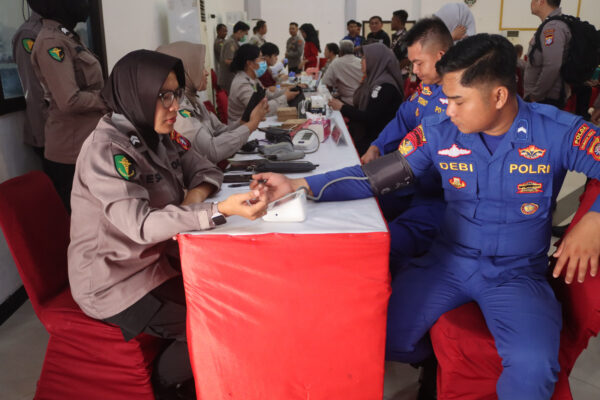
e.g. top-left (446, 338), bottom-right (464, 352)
top-left (156, 41), bottom-right (206, 109)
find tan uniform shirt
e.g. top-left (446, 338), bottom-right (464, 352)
top-left (217, 36), bottom-right (240, 93)
top-left (11, 12), bottom-right (47, 148)
top-left (524, 8), bottom-right (571, 102)
top-left (30, 19), bottom-right (106, 164)
top-left (174, 96), bottom-right (251, 163)
top-left (213, 37), bottom-right (225, 77)
top-left (321, 54), bottom-right (364, 105)
top-left (68, 113), bottom-right (224, 319)
top-left (286, 34), bottom-right (304, 70)
top-left (227, 71), bottom-right (288, 125)
top-left (249, 34), bottom-right (266, 47)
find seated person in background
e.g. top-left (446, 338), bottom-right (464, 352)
top-left (343, 19), bottom-right (365, 49)
top-left (320, 42), bottom-right (339, 76)
top-left (258, 42), bottom-right (283, 89)
top-left (157, 41), bottom-right (268, 164)
top-left (218, 21), bottom-right (250, 93)
top-left (328, 43), bottom-right (404, 154)
top-left (299, 23), bottom-right (321, 70)
top-left (434, 2), bottom-right (476, 42)
top-left (68, 49), bottom-right (267, 400)
top-left (321, 40), bottom-right (363, 105)
top-left (366, 16), bottom-right (391, 47)
top-left (228, 44), bottom-right (299, 124)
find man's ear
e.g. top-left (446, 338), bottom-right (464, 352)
top-left (493, 85), bottom-right (510, 110)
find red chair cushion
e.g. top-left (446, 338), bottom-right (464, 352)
top-left (216, 89), bottom-right (228, 124)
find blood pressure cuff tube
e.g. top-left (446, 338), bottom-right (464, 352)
top-left (361, 152), bottom-right (415, 196)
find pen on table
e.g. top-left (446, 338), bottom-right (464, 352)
top-left (228, 179), bottom-right (267, 188)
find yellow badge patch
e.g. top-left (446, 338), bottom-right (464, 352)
top-left (48, 47), bottom-right (65, 62)
top-left (22, 38), bottom-right (34, 53)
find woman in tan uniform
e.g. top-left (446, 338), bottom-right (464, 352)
top-left (157, 41), bottom-right (268, 163)
top-left (68, 50), bottom-right (267, 400)
top-left (227, 44), bottom-right (299, 124)
top-left (27, 0), bottom-right (107, 211)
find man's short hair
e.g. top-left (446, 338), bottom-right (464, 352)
top-left (325, 42), bottom-right (340, 55)
top-left (436, 33), bottom-right (518, 95)
top-left (255, 20), bottom-right (266, 31)
top-left (405, 17), bottom-right (453, 52)
top-left (347, 19), bottom-right (359, 27)
top-left (369, 16), bottom-right (383, 23)
top-left (260, 42), bottom-right (279, 57)
top-left (393, 10), bottom-right (408, 23)
top-left (216, 23), bottom-right (226, 31)
top-left (233, 21), bottom-right (250, 33)
top-left (547, 0), bottom-right (561, 7)
top-left (290, 22), bottom-right (298, 27)
top-left (339, 40), bottom-right (355, 56)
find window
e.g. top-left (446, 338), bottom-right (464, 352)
top-left (0, 0), bottom-right (107, 116)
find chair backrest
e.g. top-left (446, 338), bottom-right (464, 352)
top-left (203, 100), bottom-right (218, 117)
top-left (216, 89), bottom-right (228, 124)
top-left (211, 68), bottom-right (218, 89)
top-left (0, 171), bottom-right (70, 317)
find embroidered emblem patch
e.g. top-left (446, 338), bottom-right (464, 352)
top-left (544, 34), bottom-right (554, 47)
top-left (437, 144), bottom-right (472, 158)
top-left (587, 137), bottom-right (600, 161)
top-left (179, 110), bottom-right (192, 118)
top-left (48, 47), bottom-right (64, 62)
top-left (572, 124), bottom-right (590, 148)
top-left (518, 145), bottom-right (546, 160)
top-left (418, 97), bottom-right (428, 107)
top-left (371, 86), bottom-right (382, 98)
top-left (398, 138), bottom-right (415, 156)
top-left (517, 181), bottom-right (543, 194)
top-left (129, 134), bottom-right (142, 148)
top-left (22, 38), bottom-right (34, 53)
top-left (439, 98), bottom-right (448, 105)
top-left (521, 203), bottom-right (539, 215)
top-left (579, 129), bottom-right (596, 151)
top-left (170, 130), bottom-right (190, 151)
top-left (410, 92), bottom-right (418, 102)
top-left (449, 177), bottom-right (466, 189)
top-left (114, 154), bottom-right (136, 180)
top-left (415, 108), bottom-right (420, 117)
top-left (422, 86), bottom-right (432, 96)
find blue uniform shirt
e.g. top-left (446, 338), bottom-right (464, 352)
top-left (372, 84), bottom-right (448, 155)
top-left (307, 98), bottom-right (600, 260)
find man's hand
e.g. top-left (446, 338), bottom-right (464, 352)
top-left (218, 189), bottom-right (268, 220)
top-left (552, 211), bottom-right (600, 284)
top-left (181, 183), bottom-right (216, 205)
top-left (250, 172), bottom-right (310, 201)
top-left (361, 145), bottom-right (381, 164)
top-left (328, 98), bottom-right (344, 111)
top-left (451, 25), bottom-right (467, 41)
top-left (591, 108), bottom-right (600, 125)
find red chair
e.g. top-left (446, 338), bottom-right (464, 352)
top-left (318, 57), bottom-right (329, 71)
top-left (204, 100), bottom-right (218, 117)
top-left (431, 179), bottom-right (600, 400)
top-left (216, 88), bottom-right (228, 124)
top-left (0, 171), bottom-right (162, 400)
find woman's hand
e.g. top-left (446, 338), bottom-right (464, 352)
top-left (328, 98), bottom-right (343, 111)
top-left (217, 189), bottom-right (268, 220)
top-left (285, 88), bottom-right (300, 101)
top-left (245, 98), bottom-right (269, 132)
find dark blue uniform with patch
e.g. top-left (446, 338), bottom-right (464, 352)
top-left (307, 98), bottom-right (600, 399)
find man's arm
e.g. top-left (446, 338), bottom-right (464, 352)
top-left (529, 21), bottom-right (568, 101)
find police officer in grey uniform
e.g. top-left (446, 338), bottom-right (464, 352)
top-left (28, 0), bottom-right (107, 211)
top-left (68, 50), bottom-right (267, 400)
top-left (12, 11), bottom-right (47, 158)
top-left (213, 23), bottom-right (227, 78)
top-left (217, 21), bottom-right (250, 93)
top-left (286, 22), bottom-right (305, 74)
top-left (524, 0), bottom-right (571, 107)
top-left (157, 41), bottom-right (268, 163)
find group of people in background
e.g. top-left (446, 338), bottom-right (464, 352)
top-left (9, 0), bottom-right (600, 399)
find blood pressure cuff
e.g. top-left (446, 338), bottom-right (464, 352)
top-left (361, 151), bottom-right (415, 196)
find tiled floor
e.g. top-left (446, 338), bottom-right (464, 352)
top-left (1, 172), bottom-right (598, 399)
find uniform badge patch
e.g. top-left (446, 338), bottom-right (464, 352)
top-left (439, 98), bottom-right (449, 105)
top-left (170, 130), bottom-right (190, 151)
top-left (517, 181), bottom-right (543, 194)
top-left (179, 110), bottom-right (192, 118)
top-left (572, 123), bottom-right (590, 148)
top-left (418, 97), bottom-right (428, 107)
top-left (415, 108), bottom-right (420, 117)
top-left (371, 86), bottom-right (382, 98)
top-left (22, 38), bottom-right (34, 53)
top-left (518, 145), bottom-right (546, 160)
top-left (422, 86), bottom-right (432, 96)
top-left (129, 133), bottom-right (142, 148)
top-left (410, 92), bottom-right (418, 102)
top-left (435, 106), bottom-right (443, 114)
top-left (114, 154), bottom-right (136, 180)
top-left (521, 203), bottom-right (539, 215)
top-left (587, 137), bottom-right (600, 161)
top-left (579, 129), bottom-right (596, 151)
top-left (449, 177), bottom-right (466, 189)
top-left (544, 33), bottom-right (554, 47)
top-left (437, 144), bottom-right (472, 158)
top-left (48, 47), bottom-right (65, 62)
top-left (398, 138), bottom-right (416, 156)
top-left (399, 125), bottom-right (427, 156)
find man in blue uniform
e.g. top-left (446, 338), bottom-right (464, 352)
top-left (253, 34), bottom-right (600, 399)
top-left (362, 17), bottom-right (452, 271)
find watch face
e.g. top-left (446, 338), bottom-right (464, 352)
top-left (212, 214), bottom-right (227, 226)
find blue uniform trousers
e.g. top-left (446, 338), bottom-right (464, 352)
top-left (386, 241), bottom-right (562, 400)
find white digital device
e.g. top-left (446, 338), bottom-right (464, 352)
top-left (292, 129), bottom-right (319, 152)
top-left (262, 189), bottom-right (307, 222)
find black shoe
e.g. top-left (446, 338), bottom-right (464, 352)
top-left (552, 224), bottom-right (570, 238)
top-left (417, 356), bottom-right (437, 400)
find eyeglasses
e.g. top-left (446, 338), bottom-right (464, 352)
top-left (158, 87), bottom-right (184, 108)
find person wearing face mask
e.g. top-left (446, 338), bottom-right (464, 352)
top-left (156, 41), bottom-right (268, 163)
top-left (27, 0), bottom-right (108, 212)
top-left (218, 21), bottom-right (250, 93)
top-left (227, 44), bottom-right (299, 125)
top-left (68, 49), bottom-right (268, 400)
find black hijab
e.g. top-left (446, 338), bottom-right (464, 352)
top-left (27, 0), bottom-right (90, 30)
top-left (101, 50), bottom-right (185, 151)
